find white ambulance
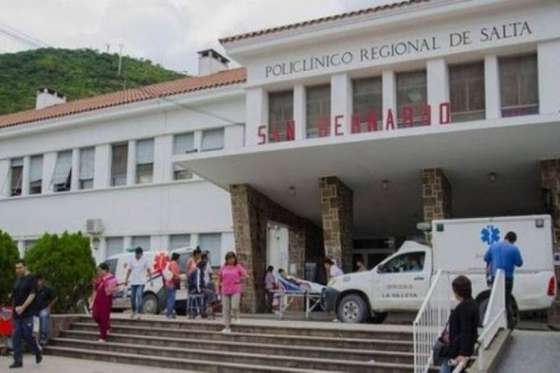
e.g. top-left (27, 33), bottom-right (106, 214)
top-left (324, 215), bottom-right (557, 323)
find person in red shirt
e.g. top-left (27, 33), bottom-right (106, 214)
top-left (90, 263), bottom-right (118, 342)
top-left (217, 251), bottom-right (247, 333)
top-left (164, 253), bottom-right (181, 319)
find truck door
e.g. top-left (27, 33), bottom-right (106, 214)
top-left (375, 251), bottom-right (430, 310)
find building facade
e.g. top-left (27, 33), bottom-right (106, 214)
top-left (1, 0), bottom-right (560, 314)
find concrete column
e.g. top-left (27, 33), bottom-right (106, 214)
top-left (538, 39), bottom-right (560, 115)
top-left (484, 55), bottom-right (501, 120)
top-left (540, 159), bottom-right (560, 324)
top-left (245, 88), bottom-right (268, 146)
top-left (71, 148), bottom-right (80, 191)
top-left (94, 144), bottom-right (111, 189)
top-left (382, 70), bottom-right (397, 128)
top-left (427, 58), bottom-right (449, 125)
top-left (0, 159), bottom-right (10, 198)
top-left (331, 73), bottom-right (353, 136)
top-left (224, 124), bottom-right (245, 150)
top-left (42, 152), bottom-right (57, 193)
top-left (422, 168), bottom-right (452, 222)
top-left (22, 156), bottom-right (30, 196)
top-left (124, 236), bottom-right (132, 252)
top-left (154, 135), bottom-right (172, 183)
top-left (127, 140), bottom-right (136, 186)
top-left (294, 85), bottom-right (306, 141)
top-left (319, 177), bottom-right (353, 273)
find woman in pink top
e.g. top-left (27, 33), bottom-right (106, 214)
top-left (217, 251), bottom-right (247, 332)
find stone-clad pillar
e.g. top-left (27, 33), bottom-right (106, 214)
top-left (540, 159), bottom-right (560, 324)
top-left (319, 177), bottom-right (353, 273)
top-left (422, 168), bottom-right (452, 222)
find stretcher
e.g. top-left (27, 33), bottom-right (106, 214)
top-left (272, 277), bottom-right (324, 320)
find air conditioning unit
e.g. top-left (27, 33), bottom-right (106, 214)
top-left (86, 219), bottom-right (104, 235)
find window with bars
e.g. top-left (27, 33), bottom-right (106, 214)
top-left (111, 143), bottom-right (128, 186)
top-left (10, 158), bottom-right (23, 197)
top-left (169, 234), bottom-right (191, 251)
top-left (29, 155), bottom-right (43, 195)
top-left (268, 90), bottom-right (294, 142)
top-left (79, 147), bottom-right (95, 190)
top-left (131, 236), bottom-right (151, 251)
top-left (52, 150), bottom-right (72, 192)
top-left (173, 133), bottom-right (196, 154)
top-left (136, 139), bottom-right (154, 184)
top-left (106, 237), bottom-right (124, 258)
top-left (396, 70), bottom-right (428, 127)
top-left (352, 76), bottom-right (383, 132)
top-left (449, 62), bottom-right (486, 123)
top-left (306, 84), bottom-right (331, 138)
top-left (499, 54), bottom-right (539, 117)
top-left (173, 163), bottom-right (193, 181)
top-left (201, 128), bottom-right (225, 151)
top-left (198, 233), bottom-right (222, 266)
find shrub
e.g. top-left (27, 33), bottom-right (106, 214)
top-left (25, 232), bottom-right (96, 313)
top-left (0, 230), bottom-right (19, 304)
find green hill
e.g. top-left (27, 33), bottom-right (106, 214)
top-left (0, 48), bottom-right (185, 115)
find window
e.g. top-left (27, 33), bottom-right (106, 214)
top-left (106, 237), bottom-right (124, 258)
top-left (352, 77), bottom-right (383, 132)
top-left (52, 150), bottom-right (72, 192)
top-left (169, 234), bottom-right (191, 251)
top-left (396, 70), bottom-right (428, 127)
top-left (201, 128), bottom-right (224, 151)
top-left (29, 155), bottom-right (43, 195)
top-left (111, 143), bottom-right (128, 186)
top-left (173, 163), bottom-right (193, 181)
top-left (306, 84), bottom-right (331, 138)
top-left (500, 54), bottom-right (539, 117)
top-left (198, 233), bottom-right (222, 266)
top-left (131, 236), bottom-right (151, 251)
top-left (135, 139), bottom-right (154, 184)
top-left (449, 62), bottom-right (485, 122)
top-left (10, 158), bottom-right (23, 196)
top-left (268, 90), bottom-right (294, 142)
top-left (379, 252), bottom-right (425, 273)
top-left (79, 147), bottom-right (95, 190)
top-left (173, 133), bottom-right (196, 155)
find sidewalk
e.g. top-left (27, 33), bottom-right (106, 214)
top-left (0, 355), bottom-right (195, 373)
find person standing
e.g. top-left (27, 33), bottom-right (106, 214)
top-left (324, 257), bottom-right (344, 282)
top-left (124, 247), bottom-right (152, 319)
top-left (10, 259), bottom-right (42, 369)
top-left (164, 253), bottom-right (181, 319)
top-left (437, 276), bottom-right (479, 373)
top-left (264, 266), bottom-right (276, 313)
top-left (355, 256), bottom-right (367, 272)
top-left (217, 251), bottom-right (247, 333)
top-left (91, 263), bottom-right (118, 343)
top-left (186, 247), bottom-right (202, 276)
top-left (484, 231), bottom-right (523, 328)
top-left (34, 274), bottom-right (57, 346)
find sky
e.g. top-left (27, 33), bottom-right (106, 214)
top-left (0, 0), bottom-right (395, 74)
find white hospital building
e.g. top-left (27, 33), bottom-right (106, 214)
top-left (1, 0), bottom-right (559, 312)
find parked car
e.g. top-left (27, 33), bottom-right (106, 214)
top-left (323, 215), bottom-right (557, 324)
top-left (104, 247), bottom-right (195, 314)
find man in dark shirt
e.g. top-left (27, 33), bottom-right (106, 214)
top-left (34, 274), bottom-right (57, 346)
top-left (10, 259), bottom-right (42, 369)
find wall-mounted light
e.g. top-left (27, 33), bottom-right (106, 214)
top-left (488, 172), bottom-right (497, 183)
top-left (288, 186), bottom-right (296, 196)
top-left (382, 180), bottom-right (390, 190)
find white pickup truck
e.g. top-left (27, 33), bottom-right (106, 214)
top-left (324, 215), bottom-right (557, 323)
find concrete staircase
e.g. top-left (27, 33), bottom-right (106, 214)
top-left (45, 316), bottom-right (432, 372)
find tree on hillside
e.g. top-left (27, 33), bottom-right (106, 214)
top-left (25, 232), bottom-right (96, 313)
top-left (0, 230), bottom-right (19, 305)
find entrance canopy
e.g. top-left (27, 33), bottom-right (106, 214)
top-left (177, 117), bottom-right (560, 237)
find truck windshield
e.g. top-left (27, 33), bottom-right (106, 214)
top-left (379, 252), bottom-right (425, 273)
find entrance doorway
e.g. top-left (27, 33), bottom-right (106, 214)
top-left (267, 222), bottom-right (289, 275)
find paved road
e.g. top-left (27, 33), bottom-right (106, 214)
top-left (495, 330), bottom-right (560, 373)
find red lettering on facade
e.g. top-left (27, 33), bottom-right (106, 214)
top-left (257, 125), bottom-right (267, 144)
top-left (286, 120), bottom-right (295, 141)
top-left (385, 109), bottom-right (395, 130)
top-left (439, 102), bottom-right (450, 124)
top-left (334, 115), bottom-right (344, 136)
top-left (351, 113), bottom-right (361, 134)
top-left (318, 116), bottom-right (330, 137)
top-left (421, 105), bottom-right (431, 126)
top-left (402, 106), bottom-right (414, 128)
top-left (367, 111), bottom-right (378, 132)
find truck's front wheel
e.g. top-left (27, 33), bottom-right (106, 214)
top-left (337, 294), bottom-right (368, 323)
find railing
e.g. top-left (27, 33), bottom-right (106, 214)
top-left (413, 270), bottom-right (453, 373)
top-left (477, 269), bottom-right (507, 370)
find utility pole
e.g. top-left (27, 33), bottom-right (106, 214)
top-left (117, 43), bottom-right (124, 76)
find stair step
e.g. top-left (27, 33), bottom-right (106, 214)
top-left (51, 336), bottom-right (414, 364)
top-left (70, 322), bottom-right (412, 350)
top-left (45, 343), bottom-right (418, 373)
top-left (78, 317), bottom-right (411, 340)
